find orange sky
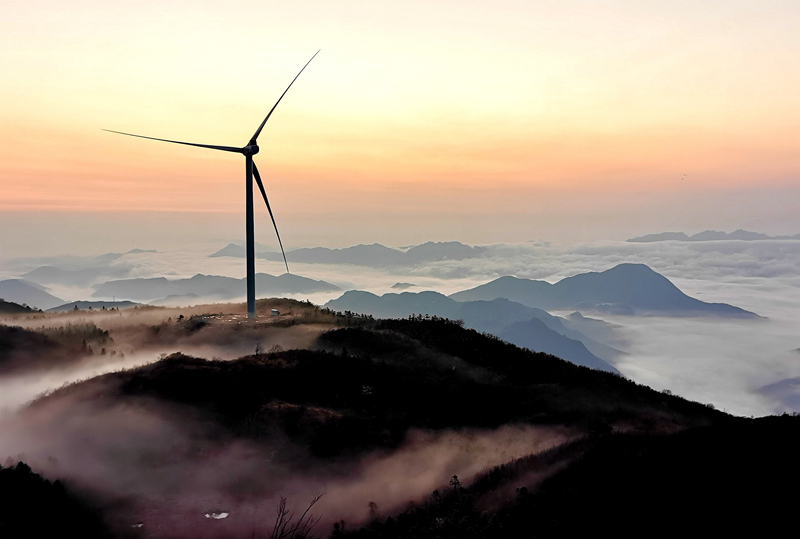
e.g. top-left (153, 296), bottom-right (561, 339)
top-left (1, 1), bottom-right (799, 251)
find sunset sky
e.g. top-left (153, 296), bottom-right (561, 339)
top-left (2, 0), bottom-right (799, 254)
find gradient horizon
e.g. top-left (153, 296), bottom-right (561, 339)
top-left (2, 1), bottom-right (799, 255)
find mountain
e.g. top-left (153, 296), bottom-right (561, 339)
top-left (10, 305), bottom-right (800, 539)
top-left (208, 242), bottom-right (277, 258)
top-left (391, 282), bottom-right (416, 290)
top-left (449, 263), bottom-right (758, 318)
top-left (0, 299), bottom-right (35, 314)
top-left (403, 241), bottom-right (486, 263)
top-left (91, 273), bottom-right (340, 301)
top-left (0, 279), bottom-right (64, 310)
top-left (47, 300), bottom-right (140, 312)
top-left (628, 229), bottom-right (797, 242)
top-left (209, 241), bottom-right (485, 266)
top-left (498, 318), bottom-right (617, 372)
top-left (0, 325), bottom-right (86, 373)
top-left (22, 265), bottom-right (130, 287)
top-left (338, 415), bottom-right (800, 539)
top-left (325, 291), bottom-right (620, 373)
top-left (564, 311), bottom-right (628, 350)
top-left (34, 317), bottom-right (720, 451)
top-left (626, 232), bottom-right (691, 242)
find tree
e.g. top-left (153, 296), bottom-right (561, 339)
top-left (268, 492), bottom-right (324, 539)
top-left (450, 475), bottom-right (461, 492)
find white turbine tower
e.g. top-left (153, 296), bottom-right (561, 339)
top-left (106, 51), bottom-right (320, 318)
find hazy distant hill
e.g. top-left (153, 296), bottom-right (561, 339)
top-left (207, 242), bottom-right (278, 258)
top-left (6, 249), bottom-right (156, 276)
top-left (499, 318), bottom-right (620, 374)
top-left (91, 273), bottom-right (340, 301)
top-left (210, 241), bottom-right (486, 266)
top-left (325, 291), bottom-right (620, 373)
top-left (391, 282), bottom-right (416, 290)
top-left (22, 265), bottom-right (131, 287)
top-left (449, 263), bottom-right (757, 318)
top-left (628, 229), bottom-right (799, 242)
top-left (0, 279), bottom-right (64, 310)
top-left (47, 300), bottom-right (140, 312)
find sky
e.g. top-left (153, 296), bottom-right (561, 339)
top-left (2, 0), bottom-right (800, 254)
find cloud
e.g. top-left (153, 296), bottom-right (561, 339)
top-left (0, 386), bottom-right (570, 538)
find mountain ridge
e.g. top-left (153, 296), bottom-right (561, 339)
top-left (628, 229), bottom-right (800, 242)
top-left (91, 272), bottom-right (340, 301)
top-left (449, 263), bottom-right (757, 318)
top-left (325, 290), bottom-right (621, 373)
top-left (209, 241), bottom-right (486, 266)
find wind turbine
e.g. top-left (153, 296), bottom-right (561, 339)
top-left (105, 51), bottom-right (319, 318)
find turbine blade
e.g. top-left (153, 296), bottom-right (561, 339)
top-left (252, 161), bottom-right (290, 274)
top-left (250, 50), bottom-right (320, 143)
top-left (103, 130), bottom-right (242, 153)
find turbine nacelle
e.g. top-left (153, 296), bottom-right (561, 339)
top-left (242, 144), bottom-right (260, 156)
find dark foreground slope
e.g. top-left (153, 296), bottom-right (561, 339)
top-left (335, 416), bottom-right (800, 539)
top-left (16, 315), bottom-right (792, 538)
top-left (31, 317), bottom-right (723, 463)
top-left (0, 461), bottom-right (111, 539)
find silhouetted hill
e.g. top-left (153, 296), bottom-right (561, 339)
top-left (0, 279), bottom-right (64, 310)
top-left (35, 317), bottom-right (722, 458)
top-left (210, 241), bottom-right (485, 266)
top-left (337, 416), bottom-right (800, 539)
top-left (19, 314), bottom-right (764, 538)
top-left (628, 229), bottom-right (800, 242)
top-left (0, 325), bottom-right (96, 374)
top-left (450, 263), bottom-right (758, 317)
top-left (91, 273), bottom-right (340, 301)
top-left (325, 291), bottom-right (620, 372)
top-left (47, 300), bottom-right (140, 312)
top-left (499, 319), bottom-right (617, 372)
top-left (0, 299), bottom-right (34, 314)
top-left (0, 461), bottom-right (111, 538)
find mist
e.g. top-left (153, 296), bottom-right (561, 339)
top-left (4, 237), bottom-right (800, 418)
top-left (1, 387), bottom-right (570, 537)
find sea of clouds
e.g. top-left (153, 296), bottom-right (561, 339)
top-left (3, 238), bottom-right (800, 417)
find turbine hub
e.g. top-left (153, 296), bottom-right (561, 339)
top-left (243, 144), bottom-right (259, 156)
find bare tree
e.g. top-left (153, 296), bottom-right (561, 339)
top-left (268, 492), bottom-right (324, 539)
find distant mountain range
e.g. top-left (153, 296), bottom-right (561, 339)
top-left (0, 280), bottom-right (64, 311)
top-left (210, 241), bottom-right (486, 266)
top-left (325, 291), bottom-right (621, 373)
top-left (450, 263), bottom-right (758, 318)
top-left (6, 249), bottom-right (156, 272)
top-left (47, 301), bottom-right (140, 312)
top-left (628, 229), bottom-right (800, 242)
top-left (92, 273), bottom-right (340, 302)
top-left (22, 265), bottom-right (131, 287)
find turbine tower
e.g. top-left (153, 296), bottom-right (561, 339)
top-left (106, 51), bottom-right (319, 318)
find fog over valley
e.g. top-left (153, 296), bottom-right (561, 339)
top-left (3, 236), bottom-right (800, 417)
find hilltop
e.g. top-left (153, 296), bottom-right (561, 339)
top-left (209, 241), bottom-right (486, 266)
top-left (449, 263), bottom-right (757, 317)
top-left (1, 300), bottom-right (795, 538)
top-left (628, 229), bottom-right (800, 242)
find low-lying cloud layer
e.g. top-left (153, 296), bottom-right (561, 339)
top-left (1, 387), bottom-right (569, 538)
top-left (4, 238), bottom-right (800, 417)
